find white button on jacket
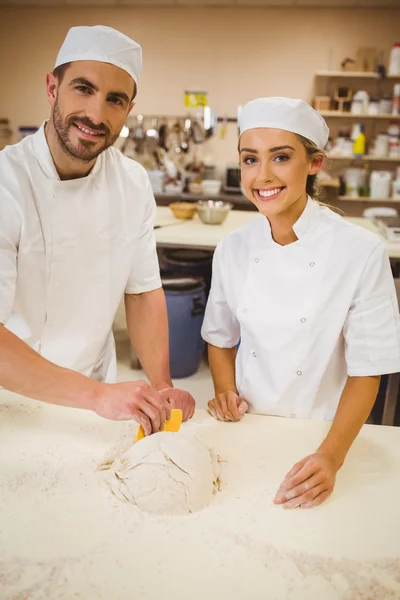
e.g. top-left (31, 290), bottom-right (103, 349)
top-left (0, 124), bottom-right (161, 382)
top-left (202, 198), bottom-right (400, 420)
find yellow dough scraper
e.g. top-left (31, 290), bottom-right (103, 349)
top-left (135, 408), bottom-right (183, 442)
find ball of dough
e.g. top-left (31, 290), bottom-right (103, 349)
top-left (111, 432), bottom-right (220, 515)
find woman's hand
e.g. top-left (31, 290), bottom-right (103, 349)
top-left (208, 391), bottom-right (248, 422)
top-left (274, 451), bottom-right (338, 509)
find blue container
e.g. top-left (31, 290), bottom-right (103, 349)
top-left (163, 275), bottom-right (206, 378)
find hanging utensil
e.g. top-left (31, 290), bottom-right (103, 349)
top-left (192, 113), bottom-right (205, 144)
top-left (158, 118), bottom-right (169, 151)
top-left (219, 115), bottom-right (228, 140)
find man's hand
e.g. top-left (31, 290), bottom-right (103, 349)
top-left (274, 451), bottom-right (338, 509)
top-left (94, 381), bottom-right (171, 436)
top-left (159, 388), bottom-right (196, 422)
top-left (208, 391), bottom-right (248, 422)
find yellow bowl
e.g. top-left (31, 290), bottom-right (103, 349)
top-left (169, 202), bottom-right (197, 220)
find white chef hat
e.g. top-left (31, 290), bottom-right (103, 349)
top-left (54, 25), bottom-right (142, 86)
top-left (239, 97), bottom-right (329, 149)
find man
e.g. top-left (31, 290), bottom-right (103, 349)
top-left (0, 25), bottom-right (195, 435)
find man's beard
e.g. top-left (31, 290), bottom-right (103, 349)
top-left (52, 100), bottom-right (119, 163)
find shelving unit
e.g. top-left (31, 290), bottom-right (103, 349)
top-left (320, 111), bottom-right (399, 119)
top-left (316, 71), bottom-right (400, 79)
top-left (328, 155), bottom-right (400, 162)
top-left (338, 196), bottom-right (400, 202)
top-left (314, 71), bottom-right (400, 210)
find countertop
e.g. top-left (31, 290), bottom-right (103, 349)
top-left (155, 206), bottom-right (400, 258)
top-left (1, 390), bottom-right (399, 600)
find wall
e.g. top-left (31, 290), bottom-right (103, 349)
top-left (0, 5), bottom-right (399, 166)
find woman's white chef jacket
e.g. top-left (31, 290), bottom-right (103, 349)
top-left (0, 124), bottom-right (161, 382)
top-left (201, 198), bottom-right (400, 420)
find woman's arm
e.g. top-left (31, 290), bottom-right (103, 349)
top-left (208, 344), bottom-right (238, 395)
top-left (274, 375), bottom-right (380, 509)
top-left (207, 344), bottom-right (248, 421)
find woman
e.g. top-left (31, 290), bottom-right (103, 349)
top-left (201, 97), bottom-right (400, 509)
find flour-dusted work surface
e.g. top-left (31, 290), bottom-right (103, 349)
top-left (0, 392), bottom-right (399, 600)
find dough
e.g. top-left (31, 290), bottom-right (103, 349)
top-left (109, 432), bottom-right (221, 515)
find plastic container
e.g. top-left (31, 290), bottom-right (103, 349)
top-left (353, 125), bottom-right (366, 158)
top-left (202, 179), bottom-right (222, 195)
top-left (392, 179), bottom-right (400, 200)
top-left (373, 133), bottom-right (389, 157)
top-left (388, 43), bottom-right (400, 76)
top-left (370, 171), bottom-right (392, 199)
top-left (392, 84), bottom-right (400, 116)
top-left (380, 97), bottom-right (393, 115)
top-left (162, 275), bottom-right (206, 378)
top-left (344, 168), bottom-right (367, 198)
top-left (388, 122), bottom-right (400, 137)
top-left (368, 99), bottom-right (379, 115)
top-left (147, 170), bottom-right (164, 194)
top-left (161, 249), bottom-right (213, 296)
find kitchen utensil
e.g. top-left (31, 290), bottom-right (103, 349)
top-left (169, 202), bottom-right (197, 220)
top-left (196, 200), bottom-right (233, 225)
top-left (192, 116), bottom-right (205, 144)
top-left (158, 118), bottom-right (169, 151)
top-left (134, 114), bottom-right (145, 140)
top-left (135, 408), bottom-right (183, 442)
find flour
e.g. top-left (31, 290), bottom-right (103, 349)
top-left (104, 432), bottom-right (221, 515)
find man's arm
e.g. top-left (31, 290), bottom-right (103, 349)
top-left (274, 375), bottom-right (380, 508)
top-left (0, 324), bottom-right (102, 407)
top-left (125, 288), bottom-right (172, 391)
top-left (125, 288), bottom-right (196, 421)
top-left (0, 324), bottom-right (170, 434)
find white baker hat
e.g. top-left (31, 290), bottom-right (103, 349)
top-left (239, 97), bottom-right (329, 149)
top-left (54, 25), bottom-right (142, 86)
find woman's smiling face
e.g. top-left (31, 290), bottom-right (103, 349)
top-left (239, 128), bottom-right (323, 219)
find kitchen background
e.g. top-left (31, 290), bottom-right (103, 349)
top-left (1, 0), bottom-right (400, 423)
top-left (1, 1), bottom-right (400, 212)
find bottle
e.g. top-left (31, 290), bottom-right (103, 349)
top-left (392, 84), bottom-right (400, 116)
top-left (388, 43), bottom-right (400, 76)
top-left (353, 124), bottom-right (366, 158)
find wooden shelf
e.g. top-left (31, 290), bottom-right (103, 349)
top-left (320, 111), bottom-right (400, 119)
top-left (339, 196), bottom-right (400, 202)
top-left (316, 71), bottom-right (400, 79)
top-left (328, 155), bottom-right (400, 162)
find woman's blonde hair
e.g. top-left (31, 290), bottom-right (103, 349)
top-left (296, 134), bottom-right (344, 215)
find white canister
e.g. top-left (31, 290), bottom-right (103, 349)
top-left (392, 179), bottom-right (400, 200)
top-left (368, 99), bottom-right (379, 115)
top-left (388, 43), bottom-right (400, 76)
top-left (380, 98), bottom-right (393, 115)
top-left (373, 133), bottom-right (389, 157)
top-left (370, 171), bottom-right (392, 199)
top-left (344, 168), bottom-right (366, 197)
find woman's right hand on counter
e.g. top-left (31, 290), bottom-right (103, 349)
top-left (94, 381), bottom-right (171, 435)
top-left (208, 391), bottom-right (248, 421)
